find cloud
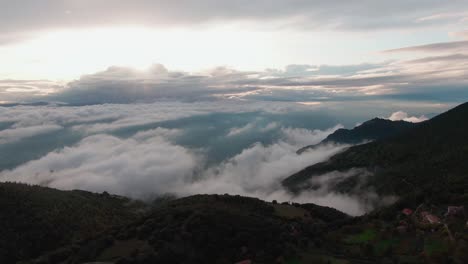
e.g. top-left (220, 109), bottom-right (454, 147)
top-left (0, 79), bottom-right (62, 102)
top-left (289, 169), bottom-right (397, 215)
top-left (0, 120), bottom-right (378, 215)
top-left (181, 137), bottom-right (395, 216)
top-left (0, 100), bottom-right (322, 134)
top-left (266, 63), bottom-right (384, 78)
top-left (166, 126), bottom-right (375, 215)
top-left (47, 62), bottom-right (412, 105)
top-left (383, 40), bottom-right (468, 54)
top-left (0, 99), bottom-right (449, 215)
top-left (0, 98), bottom-right (451, 175)
top-left (387, 111), bottom-right (428, 123)
top-left (0, 32), bottom-right (38, 46)
top-left (280, 125), bottom-right (343, 146)
top-left (47, 65), bottom-right (261, 104)
top-left (417, 11), bottom-right (468, 22)
top-left (0, 100), bottom-right (349, 172)
top-left (227, 123), bottom-right (255, 137)
top-left (450, 30), bottom-right (468, 40)
top-left (226, 122), bottom-right (282, 137)
top-left (0, 124), bottom-right (63, 144)
top-left (259, 122), bottom-right (280, 132)
top-left (0, 128), bottom-right (200, 198)
top-left (183, 143), bottom-right (355, 210)
top-left (3, 53), bottom-right (461, 106)
top-left (404, 53), bottom-right (468, 64)
top-left (2, 0), bottom-right (468, 38)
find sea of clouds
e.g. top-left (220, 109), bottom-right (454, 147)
top-left (0, 100), bottom-right (433, 215)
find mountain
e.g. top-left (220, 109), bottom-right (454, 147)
top-left (44, 195), bottom-right (350, 264)
top-left (0, 182), bottom-right (147, 263)
top-left (29, 193), bottom-right (468, 264)
top-left (1, 186), bottom-right (467, 263)
top-left (7, 190), bottom-right (351, 264)
top-left (297, 118), bottom-right (416, 154)
top-left (284, 102), bottom-right (468, 202)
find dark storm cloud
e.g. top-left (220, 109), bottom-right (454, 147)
top-left (2, 0), bottom-right (468, 39)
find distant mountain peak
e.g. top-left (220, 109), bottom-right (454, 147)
top-left (297, 117), bottom-right (416, 154)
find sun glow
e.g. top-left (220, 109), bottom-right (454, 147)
top-left (0, 24), bottom-right (391, 82)
top-left (0, 27), bottom-right (278, 80)
top-left (0, 25), bottom-right (377, 81)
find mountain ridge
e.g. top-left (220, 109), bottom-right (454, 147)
top-left (283, 102), bottom-right (468, 200)
top-left (297, 117), bottom-right (417, 154)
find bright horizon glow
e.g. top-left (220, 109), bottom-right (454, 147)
top-left (0, 27), bottom-right (281, 80)
top-left (0, 26), bottom-right (409, 80)
top-left (0, 1), bottom-right (465, 84)
top-left (0, 23), bottom-right (458, 82)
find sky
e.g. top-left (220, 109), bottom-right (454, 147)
top-left (0, 1), bottom-right (467, 104)
top-left (0, 1), bottom-right (467, 214)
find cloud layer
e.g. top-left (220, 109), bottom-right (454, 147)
top-left (0, 99), bottom-right (451, 215)
top-left (384, 40), bottom-right (468, 54)
top-left (0, 124), bottom-right (63, 144)
top-left (2, 0), bottom-right (468, 37)
top-left (5, 51), bottom-right (467, 105)
top-left (0, 121), bottom-right (368, 214)
top-left (0, 128), bottom-right (200, 197)
top-left (0, 101), bottom-right (390, 216)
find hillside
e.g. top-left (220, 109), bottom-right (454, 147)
top-left (30, 194), bottom-right (468, 264)
top-left (284, 102), bottom-right (468, 202)
top-left (0, 185), bottom-right (465, 263)
top-left (297, 118), bottom-right (416, 154)
top-left (0, 182), bottom-right (147, 263)
top-left (20, 193), bottom-right (351, 264)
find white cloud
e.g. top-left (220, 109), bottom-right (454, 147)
top-left (0, 124), bottom-right (63, 144)
top-left (182, 142), bottom-right (347, 203)
top-left (0, 128), bottom-right (199, 198)
top-left (174, 127), bottom-right (377, 215)
top-left (179, 137), bottom-right (395, 216)
top-left (259, 122), bottom-right (279, 132)
top-left (226, 123), bottom-right (255, 137)
top-left (0, 122), bottom-right (379, 215)
top-left (387, 111), bottom-right (428, 123)
top-left (0, 101), bottom-right (315, 134)
top-left (0, 101), bottom-right (413, 216)
top-left (281, 125), bottom-right (343, 146)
